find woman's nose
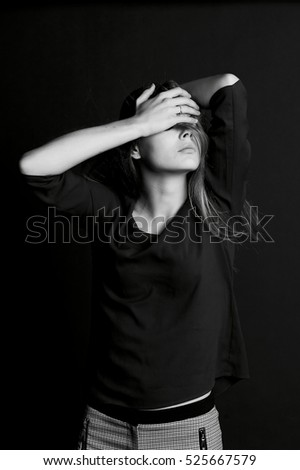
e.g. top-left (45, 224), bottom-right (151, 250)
top-left (180, 129), bottom-right (193, 139)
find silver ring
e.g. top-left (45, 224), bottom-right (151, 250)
top-left (177, 105), bottom-right (182, 115)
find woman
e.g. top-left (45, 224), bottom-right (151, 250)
top-left (20, 73), bottom-right (253, 450)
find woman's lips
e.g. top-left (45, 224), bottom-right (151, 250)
top-left (179, 146), bottom-right (196, 153)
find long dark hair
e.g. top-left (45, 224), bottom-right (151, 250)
top-left (85, 79), bottom-right (260, 243)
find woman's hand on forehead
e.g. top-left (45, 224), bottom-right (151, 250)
top-left (134, 84), bottom-right (201, 138)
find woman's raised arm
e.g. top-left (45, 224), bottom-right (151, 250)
top-left (184, 73), bottom-right (251, 217)
top-left (181, 73), bottom-right (239, 109)
top-left (19, 119), bottom-right (145, 176)
top-left (19, 85), bottom-right (199, 177)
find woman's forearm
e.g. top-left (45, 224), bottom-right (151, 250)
top-left (19, 83), bottom-right (202, 177)
top-left (19, 117), bottom-right (143, 176)
top-left (181, 73), bottom-right (239, 109)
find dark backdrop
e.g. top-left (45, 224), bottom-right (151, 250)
top-left (2, 2), bottom-right (300, 450)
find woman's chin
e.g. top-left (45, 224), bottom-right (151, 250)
top-left (179, 160), bottom-right (200, 172)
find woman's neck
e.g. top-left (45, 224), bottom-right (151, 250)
top-left (134, 172), bottom-right (188, 221)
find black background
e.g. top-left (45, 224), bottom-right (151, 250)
top-left (2, 1), bottom-right (300, 449)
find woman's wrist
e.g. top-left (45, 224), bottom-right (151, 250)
top-left (123, 115), bottom-right (146, 140)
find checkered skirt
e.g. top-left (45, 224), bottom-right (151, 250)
top-left (78, 404), bottom-right (223, 450)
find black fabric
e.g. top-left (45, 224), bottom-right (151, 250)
top-left (206, 80), bottom-right (251, 217)
top-left (24, 79), bottom-right (251, 409)
top-left (88, 391), bottom-right (215, 425)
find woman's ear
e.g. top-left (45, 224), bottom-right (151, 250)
top-left (131, 144), bottom-right (142, 160)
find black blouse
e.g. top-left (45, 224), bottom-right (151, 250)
top-left (24, 79), bottom-right (251, 409)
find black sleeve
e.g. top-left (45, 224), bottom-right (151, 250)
top-left (23, 169), bottom-right (121, 217)
top-left (205, 79), bottom-right (251, 216)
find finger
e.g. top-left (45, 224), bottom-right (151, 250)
top-left (175, 105), bottom-right (201, 116)
top-left (157, 87), bottom-right (191, 101)
top-left (136, 83), bottom-right (156, 105)
top-left (174, 115), bottom-right (200, 125)
top-left (170, 96), bottom-right (200, 110)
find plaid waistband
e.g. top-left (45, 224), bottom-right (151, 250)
top-left (88, 392), bottom-right (215, 425)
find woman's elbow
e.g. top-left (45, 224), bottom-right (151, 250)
top-left (19, 152), bottom-right (32, 175)
top-left (19, 151), bottom-right (45, 176)
top-left (223, 73), bottom-right (240, 86)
